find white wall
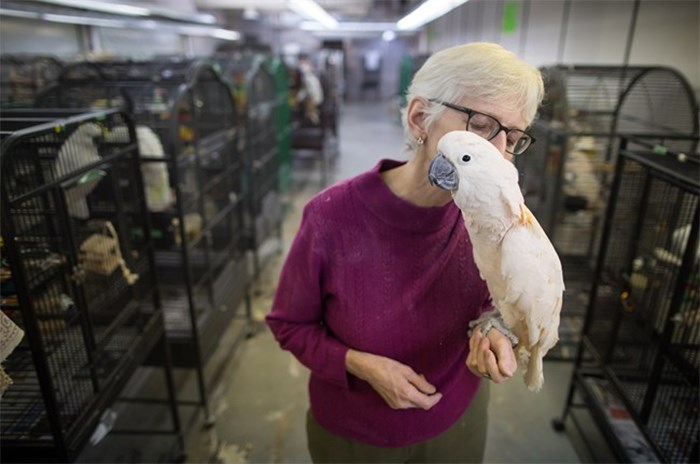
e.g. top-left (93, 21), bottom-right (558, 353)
top-left (0, 18), bottom-right (83, 58)
top-left (98, 28), bottom-right (183, 58)
top-left (0, 16), bottom-right (220, 60)
top-left (424, 0), bottom-right (699, 97)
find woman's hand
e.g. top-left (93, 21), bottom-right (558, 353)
top-left (466, 329), bottom-right (518, 383)
top-left (345, 349), bottom-right (442, 410)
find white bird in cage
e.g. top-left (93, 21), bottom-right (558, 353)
top-left (55, 123), bottom-right (104, 219)
top-left (562, 136), bottom-right (603, 211)
top-left (105, 125), bottom-right (174, 212)
top-left (428, 130), bottom-right (564, 392)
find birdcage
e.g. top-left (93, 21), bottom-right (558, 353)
top-left (0, 108), bottom-right (183, 462)
top-left (216, 53), bottom-right (283, 278)
top-left (553, 136), bottom-right (699, 463)
top-left (517, 65), bottom-right (699, 360)
top-left (0, 55), bottom-right (63, 109)
top-left (35, 59), bottom-right (252, 422)
top-left (317, 46), bottom-right (344, 138)
top-left (266, 57), bottom-right (293, 197)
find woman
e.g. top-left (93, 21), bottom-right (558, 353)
top-left (266, 42), bottom-right (544, 463)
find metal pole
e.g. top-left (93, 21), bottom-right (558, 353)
top-left (557, 0), bottom-right (571, 63)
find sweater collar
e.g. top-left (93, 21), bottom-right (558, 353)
top-left (352, 159), bottom-right (460, 232)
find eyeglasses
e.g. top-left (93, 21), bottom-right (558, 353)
top-left (429, 99), bottom-right (535, 155)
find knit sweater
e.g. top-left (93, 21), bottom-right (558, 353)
top-left (266, 159), bottom-right (492, 447)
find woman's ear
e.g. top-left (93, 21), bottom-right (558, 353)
top-left (406, 97), bottom-right (429, 139)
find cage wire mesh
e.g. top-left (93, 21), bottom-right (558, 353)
top-left (34, 59), bottom-right (251, 374)
top-left (517, 65), bottom-right (700, 360)
top-left (586, 142), bottom-right (700, 462)
top-left (571, 140), bottom-right (699, 463)
top-left (317, 47), bottom-right (343, 139)
top-left (215, 52), bottom-right (283, 278)
top-left (266, 57), bottom-right (293, 197)
top-left (0, 55), bottom-right (63, 109)
top-left (0, 109), bottom-right (178, 461)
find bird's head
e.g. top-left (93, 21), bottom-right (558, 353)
top-left (428, 130), bottom-right (523, 219)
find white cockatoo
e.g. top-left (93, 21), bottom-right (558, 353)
top-left (428, 130), bottom-right (564, 392)
top-left (105, 125), bottom-right (174, 212)
top-left (56, 123), bottom-right (104, 219)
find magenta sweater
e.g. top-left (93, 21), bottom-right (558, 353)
top-left (266, 159), bottom-right (491, 447)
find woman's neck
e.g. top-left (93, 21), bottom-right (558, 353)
top-left (381, 157), bottom-right (453, 208)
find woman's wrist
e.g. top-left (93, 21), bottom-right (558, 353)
top-left (345, 349), bottom-right (367, 379)
top-left (468, 310), bottom-right (519, 347)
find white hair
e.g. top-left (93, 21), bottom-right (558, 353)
top-left (401, 42), bottom-right (544, 154)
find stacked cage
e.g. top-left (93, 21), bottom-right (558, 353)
top-left (0, 55), bottom-right (63, 109)
top-left (317, 47), bottom-right (343, 139)
top-left (517, 65), bottom-right (699, 360)
top-left (287, 59), bottom-right (332, 186)
top-left (0, 109), bottom-right (182, 462)
top-left (266, 57), bottom-right (293, 197)
top-left (554, 137), bottom-right (699, 463)
top-left (397, 53), bottom-right (429, 109)
top-left (35, 59), bottom-right (252, 421)
top-left (217, 53), bottom-right (283, 278)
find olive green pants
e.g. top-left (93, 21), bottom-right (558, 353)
top-left (306, 382), bottom-right (490, 463)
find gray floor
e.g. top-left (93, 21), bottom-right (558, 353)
top-left (79, 101), bottom-right (589, 463)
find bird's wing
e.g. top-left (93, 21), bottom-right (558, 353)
top-left (499, 204), bottom-right (564, 349)
top-left (498, 181), bottom-right (525, 220)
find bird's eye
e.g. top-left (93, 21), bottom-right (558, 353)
top-left (461, 154), bottom-right (471, 162)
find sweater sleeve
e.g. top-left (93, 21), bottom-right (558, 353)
top-left (265, 202), bottom-right (350, 389)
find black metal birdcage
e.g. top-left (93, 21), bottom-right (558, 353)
top-left (0, 108), bottom-right (183, 462)
top-left (35, 59), bottom-right (252, 422)
top-left (216, 52), bottom-right (283, 278)
top-left (0, 55), bottom-right (63, 109)
top-left (517, 65), bottom-right (699, 360)
top-left (266, 57), bottom-right (293, 198)
top-left (553, 135), bottom-right (699, 463)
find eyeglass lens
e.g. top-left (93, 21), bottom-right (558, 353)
top-left (467, 112), bottom-right (531, 155)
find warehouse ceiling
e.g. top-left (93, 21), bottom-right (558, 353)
top-left (0, 0), bottom-right (426, 40)
top-left (195, 0), bottom-right (423, 23)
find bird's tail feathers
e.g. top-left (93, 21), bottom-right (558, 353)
top-left (522, 346), bottom-right (544, 392)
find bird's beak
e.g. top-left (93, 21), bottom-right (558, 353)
top-left (428, 153), bottom-right (458, 190)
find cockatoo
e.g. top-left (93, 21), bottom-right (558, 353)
top-left (56, 123), bottom-right (104, 219)
top-left (105, 125), bottom-right (174, 212)
top-left (428, 130), bottom-right (564, 392)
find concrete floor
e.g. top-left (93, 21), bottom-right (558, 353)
top-left (79, 101), bottom-right (589, 463)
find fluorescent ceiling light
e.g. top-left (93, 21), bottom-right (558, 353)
top-left (32, 0), bottom-right (217, 24)
top-left (288, 0), bottom-right (338, 29)
top-left (42, 12), bottom-right (126, 27)
top-left (382, 30), bottom-right (396, 41)
top-left (0, 8), bottom-right (42, 20)
top-left (179, 25), bottom-right (241, 41)
top-left (300, 21), bottom-right (395, 32)
top-left (397, 0), bottom-right (469, 30)
top-left (242, 8), bottom-right (260, 20)
top-left (210, 28), bottom-right (241, 41)
top-left (34, 0), bottom-right (151, 17)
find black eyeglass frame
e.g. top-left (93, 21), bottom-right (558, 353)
top-left (429, 98), bottom-right (536, 155)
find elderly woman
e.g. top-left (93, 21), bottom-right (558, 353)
top-left (266, 42), bottom-right (544, 463)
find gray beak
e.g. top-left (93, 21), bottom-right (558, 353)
top-left (428, 153), bottom-right (458, 190)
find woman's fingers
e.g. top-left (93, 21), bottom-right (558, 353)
top-left (467, 329), bottom-right (517, 383)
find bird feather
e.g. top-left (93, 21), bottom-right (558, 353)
top-left (429, 130), bottom-right (564, 391)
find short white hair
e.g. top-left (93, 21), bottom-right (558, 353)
top-left (401, 42), bottom-right (544, 153)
